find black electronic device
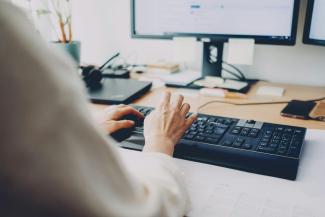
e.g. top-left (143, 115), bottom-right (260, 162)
top-left (113, 105), bottom-right (306, 180)
top-left (88, 79), bottom-right (152, 104)
top-left (81, 65), bottom-right (103, 89)
top-left (303, 0), bottom-right (325, 46)
top-left (131, 0), bottom-right (300, 78)
top-left (281, 100), bottom-right (316, 120)
top-left (102, 68), bottom-right (130, 79)
top-left (81, 53), bottom-right (126, 89)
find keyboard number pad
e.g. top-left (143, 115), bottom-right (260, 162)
top-left (256, 127), bottom-right (303, 157)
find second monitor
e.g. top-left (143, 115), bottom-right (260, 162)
top-left (131, 0), bottom-right (300, 77)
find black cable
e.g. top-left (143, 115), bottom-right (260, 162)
top-left (197, 97), bottom-right (325, 112)
top-left (222, 68), bottom-right (245, 81)
top-left (223, 61), bottom-right (246, 80)
top-left (99, 53), bottom-right (120, 70)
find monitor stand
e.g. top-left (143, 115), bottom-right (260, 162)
top-left (167, 41), bottom-right (254, 93)
top-left (202, 42), bottom-right (224, 78)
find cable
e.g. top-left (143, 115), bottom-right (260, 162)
top-left (222, 68), bottom-right (244, 81)
top-left (222, 61), bottom-right (246, 80)
top-left (99, 53), bottom-right (120, 70)
top-left (197, 97), bottom-right (325, 113)
top-left (304, 96), bottom-right (325, 102)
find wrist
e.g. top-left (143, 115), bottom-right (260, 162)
top-left (143, 135), bottom-right (175, 156)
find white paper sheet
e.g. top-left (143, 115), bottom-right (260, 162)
top-left (119, 129), bottom-right (325, 217)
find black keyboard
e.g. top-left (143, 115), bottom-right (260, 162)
top-left (115, 105), bottom-right (306, 180)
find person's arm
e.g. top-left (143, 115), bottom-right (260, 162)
top-left (0, 2), bottom-right (195, 217)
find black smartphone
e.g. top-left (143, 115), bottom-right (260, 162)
top-left (281, 100), bottom-right (316, 120)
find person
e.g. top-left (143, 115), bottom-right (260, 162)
top-left (0, 1), bottom-right (197, 217)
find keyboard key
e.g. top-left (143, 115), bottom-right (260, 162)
top-left (194, 136), bottom-right (205, 141)
top-left (206, 126), bottom-right (214, 131)
top-left (216, 119), bottom-right (225, 124)
top-left (288, 147), bottom-right (299, 157)
top-left (284, 128), bottom-right (294, 133)
top-left (197, 117), bottom-right (208, 122)
top-left (188, 131), bottom-right (197, 135)
top-left (276, 127), bottom-right (284, 132)
top-left (243, 143), bottom-right (252, 150)
top-left (206, 138), bottom-right (220, 144)
top-left (233, 141), bottom-right (243, 148)
top-left (282, 134), bottom-right (292, 142)
top-left (257, 146), bottom-right (275, 154)
top-left (248, 132), bottom-right (259, 138)
top-left (184, 134), bottom-right (195, 140)
top-left (214, 128), bottom-right (226, 135)
top-left (294, 129), bottom-right (304, 134)
top-left (247, 120), bottom-right (256, 125)
top-left (231, 129), bottom-right (240, 135)
top-left (261, 138), bottom-right (270, 143)
top-left (233, 138), bottom-right (245, 148)
top-left (240, 128), bottom-right (250, 136)
top-left (224, 120), bottom-right (233, 125)
top-left (213, 123), bottom-right (229, 129)
top-left (222, 140), bottom-right (233, 147)
top-left (271, 139), bottom-right (280, 144)
top-left (280, 140), bottom-right (290, 147)
top-left (260, 142), bottom-right (268, 147)
top-left (265, 130), bottom-right (273, 135)
top-left (269, 143), bottom-right (279, 149)
top-left (198, 133), bottom-right (220, 140)
top-left (277, 147), bottom-right (287, 155)
top-left (205, 130), bottom-right (213, 134)
top-left (198, 125), bottom-right (206, 130)
top-left (272, 135), bottom-right (281, 140)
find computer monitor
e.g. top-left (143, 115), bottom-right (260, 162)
top-left (131, 0), bottom-right (300, 78)
top-left (303, 0), bottom-right (325, 46)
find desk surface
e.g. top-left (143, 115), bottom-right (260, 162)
top-left (93, 81), bottom-right (325, 216)
top-left (93, 81), bottom-right (325, 130)
top-left (120, 129), bottom-right (325, 217)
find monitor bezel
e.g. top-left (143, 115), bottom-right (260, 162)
top-left (131, 0), bottom-right (300, 45)
top-left (303, 0), bottom-right (325, 46)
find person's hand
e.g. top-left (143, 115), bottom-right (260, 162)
top-left (143, 92), bottom-right (197, 156)
top-left (97, 104), bottom-right (144, 134)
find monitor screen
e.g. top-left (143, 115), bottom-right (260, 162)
top-left (304, 0), bottom-right (325, 46)
top-left (131, 0), bottom-right (299, 45)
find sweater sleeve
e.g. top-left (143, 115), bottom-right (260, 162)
top-left (0, 2), bottom-right (190, 217)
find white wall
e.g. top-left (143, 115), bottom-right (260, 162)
top-left (73, 0), bottom-right (325, 86)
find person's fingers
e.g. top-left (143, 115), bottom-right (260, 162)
top-left (110, 120), bottom-right (135, 132)
top-left (172, 94), bottom-right (184, 110)
top-left (116, 107), bottom-right (144, 119)
top-left (180, 103), bottom-right (190, 116)
top-left (158, 91), bottom-right (171, 109)
top-left (185, 114), bottom-right (197, 129)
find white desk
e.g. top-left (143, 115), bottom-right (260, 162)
top-left (119, 129), bottom-right (325, 217)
